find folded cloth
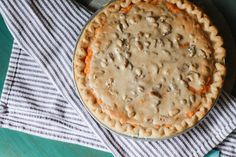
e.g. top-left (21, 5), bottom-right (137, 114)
top-left (0, 0), bottom-right (236, 156)
top-left (1, 42), bottom-right (107, 151)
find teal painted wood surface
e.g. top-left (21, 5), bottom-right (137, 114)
top-left (0, 15), bottom-right (13, 94)
top-left (0, 0), bottom-right (236, 156)
top-left (0, 128), bottom-right (112, 157)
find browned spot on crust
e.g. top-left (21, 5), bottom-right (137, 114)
top-left (165, 2), bottom-right (182, 14)
top-left (187, 102), bottom-right (201, 118)
top-left (120, 4), bottom-right (133, 14)
top-left (179, 42), bottom-right (189, 49)
top-left (188, 76), bottom-right (212, 95)
top-left (84, 46), bottom-right (93, 75)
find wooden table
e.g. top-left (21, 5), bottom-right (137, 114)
top-left (0, 0), bottom-right (236, 156)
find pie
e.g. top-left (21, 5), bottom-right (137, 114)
top-left (73, 0), bottom-right (226, 139)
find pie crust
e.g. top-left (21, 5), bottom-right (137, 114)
top-left (73, 0), bottom-right (226, 139)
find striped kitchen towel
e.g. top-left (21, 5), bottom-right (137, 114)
top-left (0, 0), bottom-right (236, 156)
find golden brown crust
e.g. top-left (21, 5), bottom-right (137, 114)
top-left (73, 0), bottom-right (226, 139)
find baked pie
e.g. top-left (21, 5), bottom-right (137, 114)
top-left (73, 0), bottom-right (226, 139)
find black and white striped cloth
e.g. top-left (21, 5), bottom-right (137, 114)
top-left (0, 0), bottom-right (236, 156)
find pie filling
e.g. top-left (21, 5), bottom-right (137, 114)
top-left (74, 0), bottom-right (226, 138)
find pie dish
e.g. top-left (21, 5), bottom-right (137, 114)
top-left (73, 0), bottom-right (226, 139)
